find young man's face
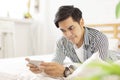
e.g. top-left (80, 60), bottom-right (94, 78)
top-left (58, 17), bottom-right (84, 45)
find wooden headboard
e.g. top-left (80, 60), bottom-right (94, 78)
top-left (85, 23), bottom-right (120, 48)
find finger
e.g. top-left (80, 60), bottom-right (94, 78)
top-left (32, 70), bottom-right (42, 74)
top-left (40, 62), bottom-right (56, 66)
top-left (27, 63), bottom-right (37, 68)
top-left (44, 69), bottom-right (53, 75)
top-left (30, 68), bottom-right (42, 74)
top-left (25, 58), bottom-right (30, 61)
top-left (30, 67), bottom-right (39, 71)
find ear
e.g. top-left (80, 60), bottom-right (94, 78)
top-left (80, 18), bottom-right (84, 26)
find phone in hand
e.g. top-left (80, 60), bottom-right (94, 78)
top-left (25, 58), bottom-right (42, 67)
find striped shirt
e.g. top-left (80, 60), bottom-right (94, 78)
top-left (52, 27), bottom-right (109, 64)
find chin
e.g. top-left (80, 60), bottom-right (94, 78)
top-left (69, 39), bottom-right (77, 44)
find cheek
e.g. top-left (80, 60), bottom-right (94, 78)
top-left (74, 30), bottom-right (81, 37)
top-left (75, 31), bottom-right (82, 39)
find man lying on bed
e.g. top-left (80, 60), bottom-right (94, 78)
top-left (26, 5), bottom-right (120, 78)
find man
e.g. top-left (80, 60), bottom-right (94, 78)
top-left (27, 5), bottom-right (110, 78)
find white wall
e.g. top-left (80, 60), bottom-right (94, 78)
top-left (47, 0), bottom-right (120, 24)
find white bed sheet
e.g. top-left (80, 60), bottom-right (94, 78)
top-left (0, 52), bottom-right (120, 80)
top-left (0, 55), bottom-right (53, 74)
top-left (0, 54), bottom-right (62, 80)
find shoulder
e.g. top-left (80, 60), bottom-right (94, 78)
top-left (85, 27), bottom-right (107, 40)
top-left (86, 27), bottom-right (102, 34)
top-left (56, 36), bottom-right (68, 46)
top-left (57, 36), bottom-right (67, 44)
top-left (84, 27), bottom-right (108, 46)
top-left (56, 36), bottom-right (73, 47)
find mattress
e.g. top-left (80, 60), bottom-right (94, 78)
top-left (0, 53), bottom-right (120, 80)
top-left (0, 54), bottom-right (60, 80)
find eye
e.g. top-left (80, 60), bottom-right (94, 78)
top-left (69, 26), bottom-right (74, 30)
top-left (60, 29), bottom-right (66, 33)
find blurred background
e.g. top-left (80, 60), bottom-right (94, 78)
top-left (0, 0), bottom-right (120, 58)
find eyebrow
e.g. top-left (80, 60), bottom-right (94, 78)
top-left (60, 25), bottom-right (73, 30)
top-left (60, 28), bottom-right (64, 31)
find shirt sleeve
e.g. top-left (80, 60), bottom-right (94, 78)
top-left (97, 33), bottom-right (109, 61)
top-left (52, 39), bottom-right (66, 64)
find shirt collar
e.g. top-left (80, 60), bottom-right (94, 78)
top-left (84, 27), bottom-right (90, 46)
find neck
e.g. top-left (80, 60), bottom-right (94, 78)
top-left (76, 29), bottom-right (84, 48)
top-left (76, 39), bottom-right (83, 48)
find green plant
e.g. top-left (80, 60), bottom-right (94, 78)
top-left (116, 1), bottom-right (120, 18)
top-left (74, 62), bottom-right (120, 80)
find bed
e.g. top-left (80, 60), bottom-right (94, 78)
top-left (0, 23), bottom-right (120, 80)
top-left (0, 53), bottom-right (120, 80)
top-left (0, 54), bottom-right (72, 80)
top-left (0, 54), bottom-right (56, 80)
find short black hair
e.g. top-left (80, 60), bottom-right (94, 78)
top-left (54, 5), bottom-right (82, 28)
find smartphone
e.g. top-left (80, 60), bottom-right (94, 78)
top-left (26, 58), bottom-right (42, 67)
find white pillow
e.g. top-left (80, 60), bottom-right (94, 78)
top-left (108, 38), bottom-right (119, 51)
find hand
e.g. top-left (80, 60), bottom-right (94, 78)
top-left (40, 62), bottom-right (65, 77)
top-left (25, 58), bottom-right (43, 74)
